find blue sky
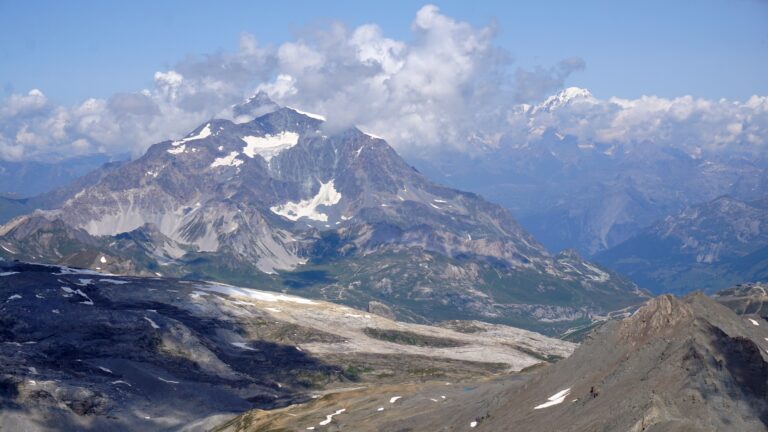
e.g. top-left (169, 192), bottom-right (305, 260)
top-left (1, 0), bottom-right (767, 162)
top-left (1, 0), bottom-right (766, 105)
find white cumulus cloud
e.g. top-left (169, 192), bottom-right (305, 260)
top-left (0, 5), bottom-right (765, 163)
top-left (506, 88), bottom-right (768, 159)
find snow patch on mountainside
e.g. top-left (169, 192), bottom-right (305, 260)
top-left (231, 342), bottom-right (257, 351)
top-left (199, 282), bottom-right (317, 304)
top-left (210, 151), bottom-right (244, 168)
top-left (534, 388), bottom-right (571, 409)
top-left (287, 107), bottom-right (326, 121)
top-left (167, 144), bottom-right (186, 155)
top-left (172, 123), bottom-right (212, 146)
top-left (362, 130), bottom-right (383, 140)
top-left (582, 262), bottom-right (611, 282)
top-left (241, 131), bottom-right (300, 162)
top-left (270, 180), bottom-right (342, 222)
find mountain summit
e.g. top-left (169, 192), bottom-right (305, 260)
top-left (533, 87), bottom-right (595, 113)
top-left (0, 102), bottom-right (646, 331)
top-left (469, 292), bottom-right (768, 431)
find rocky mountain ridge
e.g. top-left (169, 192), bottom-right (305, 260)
top-left (221, 291), bottom-right (768, 431)
top-left (412, 88), bottom-right (768, 257)
top-left (0, 95), bottom-right (646, 331)
top-left (596, 195), bottom-right (768, 294)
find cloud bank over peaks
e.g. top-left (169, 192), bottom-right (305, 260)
top-left (0, 4), bottom-right (766, 162)
top-left (252, 4), bottom-right (513, 149)
top-left (506, 88), bottom-right (768, 158)
top-left (0, 31), bottom-right (275, 161)
top-left (513, 58), bottom-right (586, 104)
top-left (0, 5), bottom-right (523, 160)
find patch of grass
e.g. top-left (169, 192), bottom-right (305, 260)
top-left (344, 365), bottom-right (375, 380)
top-left (560, 320), bottom-right (605, 342)
top-left (519, 362), bottom-right (549, 374)
top-left (507, 344), bottom-right (563, 363)
top-left (282, 270), bottom-right (335, 289)
top-left (292, 370), bottom-right (336, 389)
top-left (363, 327), bottom-right (466, 348)
top-left (438, 320), bottom-right (486, 333)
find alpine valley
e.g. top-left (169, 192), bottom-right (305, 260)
top-left (413, 88), bottom-right (768, 258)
top-left (3, 2), bottom-right (768, 431)
top-left (596, 195), bottom-right (768, 294)
top-left (0, 94), bottom-right (647, 334)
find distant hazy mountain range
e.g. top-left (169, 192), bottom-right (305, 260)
top-left (3, 87), bottom-right (765, 301)
top-left (412, 88), bottom-right (768, 257)
top-left (596, 195), bottom-right (768, 294)
top-left (0, 154), bottom-right (120, 198)
top-left (0, 94), bottom-right (645, 332)
top-left (0, 159), bottom-right (126, 225)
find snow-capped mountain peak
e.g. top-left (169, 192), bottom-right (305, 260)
top-left (0, 98), bottom-right (645, 328)
top-left (232, 91), bottom-right (280, 122)
top-left (534, 87), bottom-right (595, 113)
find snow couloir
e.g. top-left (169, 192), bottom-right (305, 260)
top-left (270, 180), bottom-right (342, 222)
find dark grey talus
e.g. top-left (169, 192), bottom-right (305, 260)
top-left (0, 261), bottom-right (573, 431)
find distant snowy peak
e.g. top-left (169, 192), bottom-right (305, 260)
top-left (243, 91), bottom-right (276, 106)
top-left (534, 87), bottom-right (595, 113)
top-left (232, 91), bottom-right (280, 122)
top-left (231, 91), bottom-right (328, 125)
top-left (559, 87), bottom-right (593, 99)
top-left (162, 104), bottom-right (332, 163)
